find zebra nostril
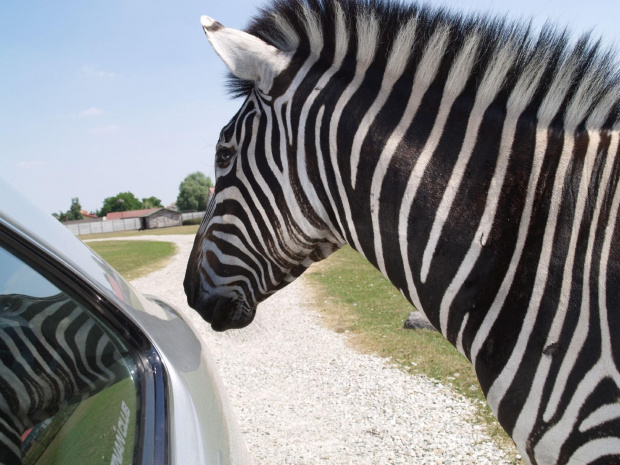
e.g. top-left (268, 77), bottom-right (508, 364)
top-left (183, 253), bottom-right (205, 309)
top-left (183, 275), bottom-right (199, 310)
top-left (209, 296), bottom-right (235, 324)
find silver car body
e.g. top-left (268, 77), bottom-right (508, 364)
top-left (0, 179), bottom-right (250, 465)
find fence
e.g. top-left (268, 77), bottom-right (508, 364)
top-left (181, 212), bottom-right (205, 222)
top-left (66, 211), bottom-right (206, 236)
top-left (66, 218), bottom-right (142, 236)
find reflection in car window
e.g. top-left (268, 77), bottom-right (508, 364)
top-left (0, 247), bottom-right (59, 298)
top-left (0, 245), bottom-right (138, 465)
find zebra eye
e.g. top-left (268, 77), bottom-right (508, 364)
top-left (215, 147), bottom-right (235, 168)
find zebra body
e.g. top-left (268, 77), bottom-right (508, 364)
top-left (0, 293), bottom-right (124, 464)
top-left (184, 1), bottom-right (620, 463)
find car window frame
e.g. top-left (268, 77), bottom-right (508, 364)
top-left (0, 221), bottom-right (169, 465)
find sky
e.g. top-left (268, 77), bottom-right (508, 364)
top-left (1, 0), bottom-right (619, 215)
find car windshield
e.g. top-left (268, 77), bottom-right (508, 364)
top-left (0, 245), bottom-right (138, 465)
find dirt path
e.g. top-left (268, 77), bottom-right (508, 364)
top-left (106, 234), bottom-right (518, 465)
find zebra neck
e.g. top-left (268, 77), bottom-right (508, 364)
top-left (321, 69), bottom-right (619, 363)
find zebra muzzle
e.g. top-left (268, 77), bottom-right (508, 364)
top-left (194, 295), bottom-right (256, 332)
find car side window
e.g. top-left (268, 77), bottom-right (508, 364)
top-left (0, 245), bottom-right (138, 465)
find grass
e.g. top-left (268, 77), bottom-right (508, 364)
top-left (78, 224), bottom-right (199, 240)
top-left (25, 378), bottom-right (137, 465)
top-left (305, 245), bottom-right (521, 460)
top-left (87, 240), bottom-right (177, 280)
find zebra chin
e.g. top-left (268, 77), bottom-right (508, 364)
top-left (189, 294), bottom-right (257, 332)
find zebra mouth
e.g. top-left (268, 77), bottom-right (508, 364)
top-left (200, 297), bottom-right (257, 332)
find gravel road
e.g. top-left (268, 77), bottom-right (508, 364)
top-left (119, 234), bottom-right (519, 464)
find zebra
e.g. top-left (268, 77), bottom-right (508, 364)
top-left (183, 0), bottom-right (620, 463)
top-left (0, 292), bottom-right (126, 465)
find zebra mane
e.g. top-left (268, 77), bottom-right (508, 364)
top-left (227, 0), bottom-right (620, 130)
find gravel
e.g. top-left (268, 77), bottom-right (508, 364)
top-left (121, 234), bottom-right (519, 464)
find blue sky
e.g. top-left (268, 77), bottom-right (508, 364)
top-left (1, 0), bottom-right (619, 215)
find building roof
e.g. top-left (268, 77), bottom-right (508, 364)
top-left (80, 210), bottom-right (98, 219)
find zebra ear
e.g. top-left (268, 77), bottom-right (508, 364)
top-left (201, 16), bottom-right (291, 93)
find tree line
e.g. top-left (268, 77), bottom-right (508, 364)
top-left (53, 171), bottom-right (214, 221)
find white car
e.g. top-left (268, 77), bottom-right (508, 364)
top-left (0, 180), bottom-right (250, 465)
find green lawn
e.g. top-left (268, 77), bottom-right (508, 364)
top-left (87, 240), bottom-right (177, 280)
top-left (78, 224), bottom-right (199, 240)
top-left (305, 245), bottom-right (520, 458)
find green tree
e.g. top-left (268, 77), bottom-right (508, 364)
top-left (142, 196), bottom-right (163, 209)
top-left (53, 211), bottom-right (67, 222)
top-left (98, 192), bottom-right (143, 217)
top-left (53, 198), bottom-right (82, 222)
top-left (66, 197), bottom-right (83, 221)
top-left (176, 172), bottom-right (213, 211)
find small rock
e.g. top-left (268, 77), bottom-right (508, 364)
top-left (404, 312), bottom-right (437, 331)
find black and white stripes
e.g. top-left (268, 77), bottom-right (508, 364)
top-left (185, 1), bottom-right (620, 462)
top-left (0, 292), bottom-right (125, 464)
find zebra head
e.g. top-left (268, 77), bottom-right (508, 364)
top-left (184, 14), bottom-right (343, 331)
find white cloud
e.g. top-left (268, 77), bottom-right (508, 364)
top-left (82, 64), bottom-right (115, 78)
top-left (80, 107), bottom-right (104, 117)
top-left (16, 160), bottom-right (46, 169)
top-left (89, 124), bottom-right (121, 134)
